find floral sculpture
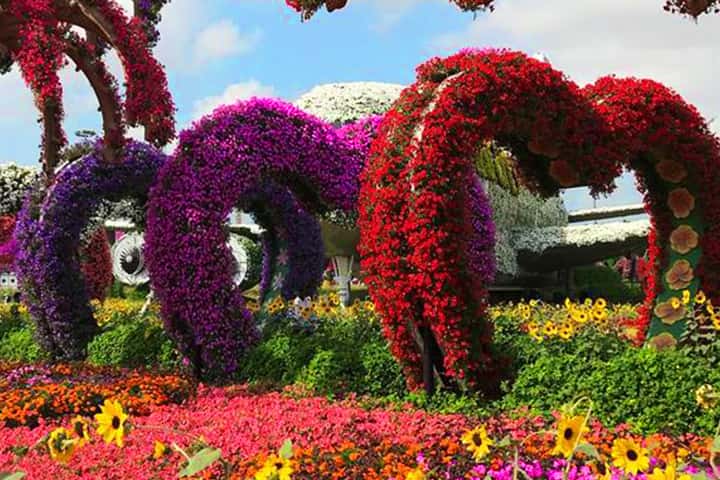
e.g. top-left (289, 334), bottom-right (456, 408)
top-left (359, 48), bottom-right (720, 390)
top-left (145, 98), bottom-right (380, 377)
top-left (286, 0), bottom-right (719, 18)
top-left (0, 0), bottom-right (175, 176)
top-left (15, 141), bottom-right (166, 360)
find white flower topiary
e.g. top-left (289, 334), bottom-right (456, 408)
top-left (0, 163), bottom-right (38, 216)
top-left (294, 82), bottom-right (405, 125)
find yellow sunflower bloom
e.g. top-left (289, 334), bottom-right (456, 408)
top-left (48, 427), bottom-right (80, 464)
top-left (611, 438), bottom-right (649, 475)
top-left (461, 425), bottom-right (493, 462)
top-left (255, 454), bottom-right (294, 480)
top-left (70, 416), bottom-right (91, 446)
top-left (542, 321), bottom-right (558, 337)
top-left (95, 399), bottom-right (128, 447)
top-left (557, 322), bottom-right (574, 340)
top-left (670, 297), bottom-right (681, 309)
top-left (594, 298), bottom-right (607, 309)
top-left (647, 457), bottom-right (691, 480)
top-left (564, 298), bottom-right (573, 309)
top-left (695, 291), bottom-right (707, 304)
top-left (552, 415), bottom-right (586, 458)
top-left (713, 314), bottom-right (720, 330)
top-left (153, 440), bottom-right (169, 459)
top-left (682, 290), bottom-right (691, 305)
top-left (406, 468), bottom-right (426, 480)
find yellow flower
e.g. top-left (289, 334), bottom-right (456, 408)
top-left (611, 438), bottom-right (649, 475)
top-left (695, 384), bottom-right (719, 409)
top-left (647, 457), bottom-right (691, 480)
top-left (552, 415), bottom-right (586, 458)
top-left (557, 322), bottom-right (574, 340)
top-left (564, 298), bottom-right (574, 310)
top-left (255, 453), bottom-right (294, 480)
top-left (695, 291), bottom-right (707, 304)
top-left (707, 302), bottom-right (716, 315)
top-left (592, 308), bottom-right (608, 322)
top-left (594, 298), bottom-right (607, 309)
top-left (70, 416), bottom-right (91, 446)
top-left (542, 321), bottom-right (558, 337)
top-left (461, 425), bottom-right (493, 462)
top-left (48, 427), bottom-right (79, 464)
top-left (153, 440), bottom-right (168, 459)
top-left (670, 297), bottom-right (681, 309)
top-left (713, 314), bottom-right (720, 330)
top-left (95, 399), bottom-right (128, 447)
top-left (406, 468), bottom-right (426, 480)
top-left (682, 290), bottom-right (691, 305)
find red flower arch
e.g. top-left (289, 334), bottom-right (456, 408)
top-left (0, 0), bottom-right (175, 176)
top-left (359, 49), bottom-right (720, 391)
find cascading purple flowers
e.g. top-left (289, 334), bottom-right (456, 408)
top-left (463, 174), bottom-right (497, 287)
top-left (14, 141), bottom-right (166, 360)
top-left (145, 98), bottom-right (379, 378)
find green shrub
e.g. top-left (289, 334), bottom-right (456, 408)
top-left (87, 320), bottom-right (179, 370)
top-left (360, 341), bottom-right (406, 397)
top-left (0, 326), bottom-right (45, 362)
top-left (573, 264), bottom-right (643, 303)
top-left (501, 346), bottom-right (720, 435)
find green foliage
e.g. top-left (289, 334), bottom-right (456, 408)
top-left (500, 346), bottom-right (720, 435)
top-left (87, 320), bottom-right (179, 370)
top-left (239, 312), bottom-right (406, 397)
top-left (573, 265), bottom-right (643, 303)
top-left (0, 327), bottom-right (45, 362)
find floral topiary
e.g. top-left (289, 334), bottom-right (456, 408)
top-left (80, 229), bottom-right (114, 302)
top-left (359, 48), bottom-right (720, 390)
top-left (145, 98), bottom-right (380, 378)
top-left (14, 141), bottom-right (166, 360)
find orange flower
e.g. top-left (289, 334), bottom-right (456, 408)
top-left (648, 332), bottom-right (678, 350)
top-left (667, 188), bottom-right (695, 219)
top-left (665, 259), bottom-right (694, 290)
top-left (549, 159), bottom-right (580, 187)
top-left (653, 299), bottom-right (686, 325)
top-left (670, 225), bottom-right (699, 254)
top-left (655, 159), bottom-right (687, 183)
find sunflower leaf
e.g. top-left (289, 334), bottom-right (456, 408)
top-left (0, 473), bottom-right (26, 480)
top-left (178, 447), bottom-right (222, 478)
top-left (279, 439), bottom-right (294, 460)
top-left (575, 443), bottom-right (600, 460)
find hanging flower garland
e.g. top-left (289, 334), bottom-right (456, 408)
top-left (0, 0), bottom-right (175, 174)
top-left (14, 141), bottom-right (166, 360)
top-left (287, 0), bottom-right (718, 18)
top-left (359, 48), bottom-right (720, 390)
top-left (145, 98), bottom-right (379, 378)
top-left (0, 215), bottom-right (16, 269)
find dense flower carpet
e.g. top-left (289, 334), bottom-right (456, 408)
top-left (0, 381), bottom-right (715, 479)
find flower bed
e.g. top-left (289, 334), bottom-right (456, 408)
top-left (0, 385), bottom-right (714, 479)
top-left (0, 363), bottom-right (193, 428)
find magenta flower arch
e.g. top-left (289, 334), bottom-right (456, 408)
top-left (145, 98), bottom-right (379, 377)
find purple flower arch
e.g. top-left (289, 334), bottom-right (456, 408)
top-left (14, 141), bottom-right (167, 360)
top-left (145, 98), bottom-right (379, 377)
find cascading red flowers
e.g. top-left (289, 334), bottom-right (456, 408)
top-left (0, 0), bottom-right (175, 172)
top-left (360, 48), bottom-right (720, 391)
top-left (80, 229), bottom-right (114, 302)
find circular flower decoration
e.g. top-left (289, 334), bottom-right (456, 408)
top-left (648, 332), bottom-right (679, 349)
top-left (667, 188), bottom-right (695, 219)
top-left (665, 259), bottom-right (694, 290)
top-left (655, 159), bottom-right (688, 183)
top-left (670, 225), bottom-right (699, 254)
top-left (653, 300), bottom-right (686, 325)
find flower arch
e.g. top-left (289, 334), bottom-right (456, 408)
top-left (358, 49), bottom-right (720, 390)
top-left (0, 0), bottom-right (175, 176)
top-left (145, 98), bottom-right (379, 377)
top-left (14, 141), bottom-right (166, 360)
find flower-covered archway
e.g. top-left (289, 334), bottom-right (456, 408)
top-left (358, 49), bottom-right (720, 390)
top-left (0, 0), bottom-right (175, 175)
top-left (145, 98), bottom-right (379, 377)
top-left (15, 141), bottom-right (166, 360)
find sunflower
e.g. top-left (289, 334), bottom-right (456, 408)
top-left (557, 322), bottom-right (574, 340)
top-left (542, 321), bottom-right (558, 336)
top-left (48, 427), bottom-right (79, 464)
top-left (713, 314), bottom-right (720, 330)
top-left (695, 291), bottom-right (707, 304)
top-left (95, 399), bottom-right (128, 447)
top-left (647, 457), bottom-right (691, 480)
top-left (70, 416), bottom-right (91, 446)
top-left (153, 440), bottom-right (169, 459)
top-left (611, 438), bottom-right (649, 475)
top-left (552, 415), bottom-right (586, 458)
top-left (594, 298), bottom-right (607, 309)
top-left (461, 425), bottom-right (493, 461)
top-left (254, 453), bottom-right (294, 480)
top-left (682, 290), bottom-right (691, 304)
top-left (406, 468), bottom-right (426, 480)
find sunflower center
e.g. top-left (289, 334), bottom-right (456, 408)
top-left (563, 427), bottom-right (574, 440)
top-left (74, 422), bottom-right (84, 437)
top-left (472, 433), bottom-right (483, 446)
top-left (627, 449), bottom-right (638, 461)
top-left (111, 416), bottom-right (120, 429)
top-left (275, 462), bottom-right (284, 469)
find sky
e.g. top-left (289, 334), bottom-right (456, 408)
top-left (1, 0), bottom-right (719, 212)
